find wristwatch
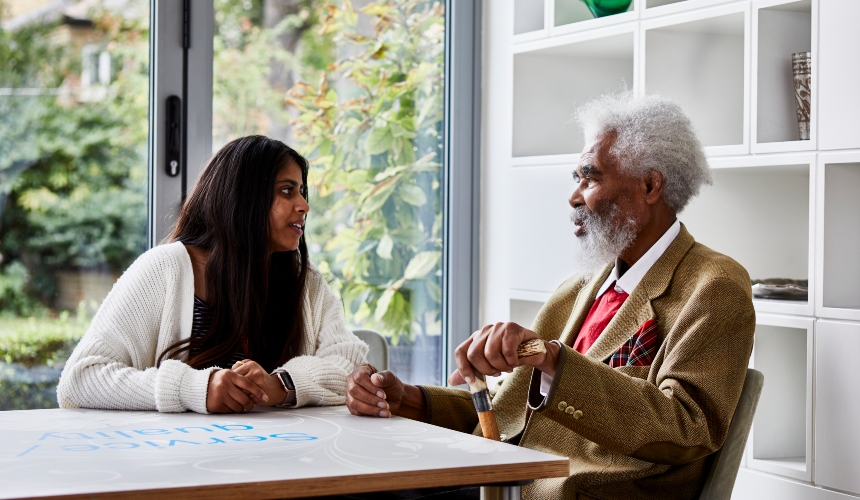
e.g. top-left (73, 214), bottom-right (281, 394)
top-left (275, 370), bottom-right (297, 407)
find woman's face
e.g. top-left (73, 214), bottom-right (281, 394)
top-left (269, 161), bottom-right (309, 253)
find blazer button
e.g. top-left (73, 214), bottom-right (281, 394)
top-left (564, 406), bottom-right (575, 415)
top-left (557, 401), bottom-right (568, 411)
top-left (573, 410), bottom-right (583, 419)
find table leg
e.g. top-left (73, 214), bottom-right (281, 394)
top-left (480, 484), bottom-right (522, 500)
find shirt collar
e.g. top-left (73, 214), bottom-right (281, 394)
top-left (595, 220), bottom-right (681, 298)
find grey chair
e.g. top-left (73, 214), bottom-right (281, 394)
top-left (352, 329), bottom-right (389, 371)
top-left (699, 368), bottom-right (765, 500)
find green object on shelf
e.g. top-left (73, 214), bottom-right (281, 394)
top-left (581, 0), bottom-right (632, 18)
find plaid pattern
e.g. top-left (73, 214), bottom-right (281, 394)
top-left (607, 319), bottom-right (659, 368)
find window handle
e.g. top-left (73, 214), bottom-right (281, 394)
top-left (166, 95), bottom-right (181, 177)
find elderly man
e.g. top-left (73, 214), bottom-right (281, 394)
top-left (346, 92), bottom-right (756, 500)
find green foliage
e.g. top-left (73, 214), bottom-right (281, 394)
top-left (0, 261), bottom-right (46, 317)
top-left (0, 5), bottom-right (148, 306)
top-left (212, 0), bottom-right (330, 146)
top-left (0, 312), bottom-right (88, 367)
top-left (210, 0), bottom-right (446, 344)
top-left (0, 377), bottom-right (60, 410)
top-left (287, 1), bottom-right (446, 343)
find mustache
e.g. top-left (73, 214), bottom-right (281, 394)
top-left (570, 205), bottom-right (599, 225)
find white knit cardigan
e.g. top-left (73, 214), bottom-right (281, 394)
top-left (57, 242), bottom-right (368, 414)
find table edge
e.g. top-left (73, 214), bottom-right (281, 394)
top-left (5, 459), bottom-right (570, 500)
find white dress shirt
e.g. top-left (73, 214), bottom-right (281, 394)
top-left (538, 220), bottom-right (681, 395)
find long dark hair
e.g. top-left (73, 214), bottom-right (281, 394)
top-left (158, 135), bottom-right (310, 372)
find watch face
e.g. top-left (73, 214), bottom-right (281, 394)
top-left (280, 371), bottom-right (295, 391)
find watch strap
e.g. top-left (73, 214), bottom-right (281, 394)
top-left (275, 370), bottom-right (297, 407)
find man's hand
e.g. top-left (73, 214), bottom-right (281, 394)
top-left (346, 364), bottom-right (428, 422)
top-left (231, 360), bottom-right (286, 407)
top-left (448, 322), bottom-right (560, 386)
top-left (346, 364), bottom-right (399, 417)
top-left (206, 369), bottom-right (268, 413)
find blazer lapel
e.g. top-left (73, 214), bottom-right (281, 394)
top-left (558, 264), bottom-right (613, 346)
top-left (585, 224), bottom-right (696, 362)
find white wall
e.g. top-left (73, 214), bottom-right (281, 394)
top-left (479, 0), bottom-right (515, 326)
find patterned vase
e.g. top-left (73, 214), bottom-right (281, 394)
top-left (792, 52), bottom-right (812, 141)
top-left (580, 0), bottom-right (633, 18)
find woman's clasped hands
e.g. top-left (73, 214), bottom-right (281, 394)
top-left (205, 360), bottom-right (288, 413)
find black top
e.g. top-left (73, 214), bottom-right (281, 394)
top-left (189, 296), bottom-right (246, 369)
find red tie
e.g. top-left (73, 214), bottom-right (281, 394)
top-left (572, 282), bottom-right (629, 354)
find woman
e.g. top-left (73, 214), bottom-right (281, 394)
top-left (57, 136), bottom-right (368, 413)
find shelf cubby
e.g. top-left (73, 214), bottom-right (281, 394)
top-left (814, 319), bottom-right (860, 495)
top-left (818, 1), bottom-right (860, 151)
top-left (509, 164), bottom-right (581, 294)
top-left (752, 0), bottom-right (815, 153)
top-left (514, 0), bottom-right (546, 38)
top-left (513, 27), bottom-right (635, 158)
top-left (746, 314), bottom-right (813, 481)
top-left (646, 0), bottom-right (686, 10)
top-left (642, 4), bottom-right (749, 156)
top-left (552, 0), bottom-right (637, 36)
top-left (681, 155), bottom-right (815, 317)
top-left (643, 0), bottom-right (748, 19)
top-left (816, 153), bottom-right (860, 321)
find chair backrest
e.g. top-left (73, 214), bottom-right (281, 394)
top-left (352, 329), bottom-right (389, 371)
top-left (698, 368), bottom-right (765, 500)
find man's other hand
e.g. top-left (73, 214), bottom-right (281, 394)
top-left (346, 364), bottom-right (401, 417)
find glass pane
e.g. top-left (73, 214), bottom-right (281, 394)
top-left (212, 0), bottom-right (445, 385)
top-left (0, 1), bottom-right (149, 409)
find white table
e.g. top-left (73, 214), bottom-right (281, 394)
top-left (0, 406), bottom-right (568, 499)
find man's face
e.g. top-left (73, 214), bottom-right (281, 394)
top-left (569, 130), bottom-right (645, 272)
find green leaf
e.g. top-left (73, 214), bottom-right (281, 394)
top-left (399, 184), bottom-right (427, 206)
top-left (377, 233), bottom-right (394, 259)
top-left (403, 251), bottom-right (441, 280)
top-left (366, 126), bottom-right (394, 155)
top-left (360, 176), bottom-right (399, 215)
top-left (375, 288), bottom-right (396, 322)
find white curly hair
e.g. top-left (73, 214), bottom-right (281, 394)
top-left (575, 91), bottom-right (712, 213)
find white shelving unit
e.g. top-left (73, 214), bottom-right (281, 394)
top-left (483, 0), bottom-right (860, 498)
top-left (513, 26), bottom-right (636, 158)
top-left (752, 0), bottom-right (816, 153)
top-left (642, 4), bottom-right (750, 156)
top-left (509, 164), bottom-right (582, 294)
top-left (815, 320), bottom-right (860, 495)
top-left (816, 152), bottom-right (860, 322)
top-left (747, 314), bottom-right (813, 482)
top-left (683, 154), bottom-right (815, 317)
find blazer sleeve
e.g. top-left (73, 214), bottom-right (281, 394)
top-left (529, 276), bottom-right (755, 465)
top-left (280, 271), bottom-right (368, 407)
top-left (419, 273), bottom-right (588, 435)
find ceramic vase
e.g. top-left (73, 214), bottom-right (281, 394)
top-left (792, 51), bottom-right (811, 141)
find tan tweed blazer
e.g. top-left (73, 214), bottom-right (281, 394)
top-left (421, 225), bottom-right (755, 500)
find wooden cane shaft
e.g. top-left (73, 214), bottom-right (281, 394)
top-left (468, 339), bottom-right (548, 441)
top-left (477, 410), bottom-right (502, 441)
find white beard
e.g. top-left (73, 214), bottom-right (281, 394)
top-left (571, 203), bottom-right (639, 282)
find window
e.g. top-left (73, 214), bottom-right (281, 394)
top-left (0, 0), bottom-right (478, 410)
top-left (210, 0), bottom-right (448, 385)
top-left (0, 0), bottom-right (150, 410)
